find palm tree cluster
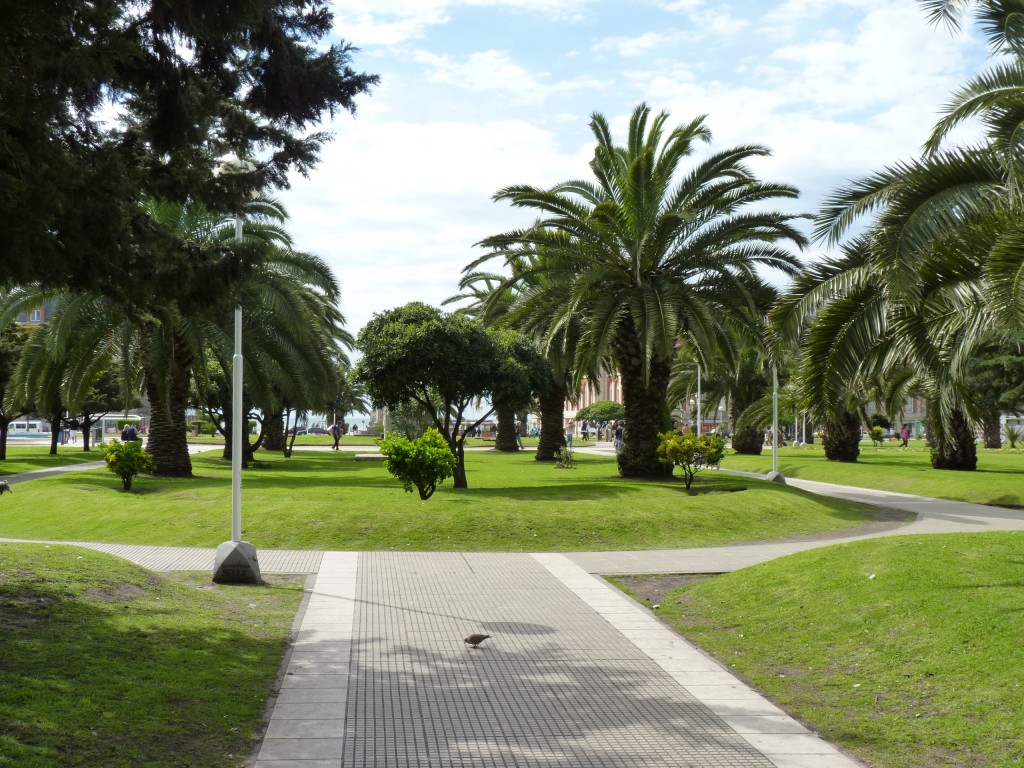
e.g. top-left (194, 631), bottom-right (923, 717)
top-left (1, 197), bottom-right (359, 476)
top-left (771, 0), bottom-right (1024, 468)
top-left (470, 103), bottom-right (808, 477)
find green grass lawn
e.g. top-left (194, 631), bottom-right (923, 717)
top-left (0, 445), bottom-right (104, 477)
top-left (0, 543), bottom-right (302, 768)
top-left (0, 449), bottom-right (893, 551)
top-left (636, 532), bottom-right (1024, 768)
top-left (721, 441), bottom-right (1024, 506)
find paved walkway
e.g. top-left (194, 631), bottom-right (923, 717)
top-left (4, 451), bottom-right (1024, 766)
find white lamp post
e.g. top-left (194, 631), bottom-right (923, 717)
top-left (213, 158), bottom-right (261, 584)
top-left (766, 365), bottom-right (785, 483)
top-left (696, 366), bottom-right (701, 436)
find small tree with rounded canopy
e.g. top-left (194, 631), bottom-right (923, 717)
top-left (379, 428), bottom-right (456, 500)
top-left (574, 400), bottom-right (626, 423)
top-left (357, 303), bottom-right (500, 489)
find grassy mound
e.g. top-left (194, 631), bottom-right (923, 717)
top-left (0, 450), bottom-right (895, 551)
top-left (0, 544), bottom-right (302, 768)
top-left (649, 532), bottom-right (1024, 768)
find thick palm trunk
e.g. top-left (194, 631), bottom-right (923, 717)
top-left (536, 383), bottom-right (567, 461)
top-left (981, 412), bottom-right (1002, 449)
top-left (614, 323), bottom-right (673, 478)
top-left (263, 411), bottom-right (285, 451)
top-left (730, 399), bottom-right (763, 455)
top-left (931, 407), bottom-right (978, 470)
top-left (143, 336), bottom-right (193, 478)
top-left (822, 410), bottom-right (861, 462)
top-left (494, 405), bottom-right (518, 451)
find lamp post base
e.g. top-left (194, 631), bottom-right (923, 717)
top-left (213, 540), bottom-right (261, 584)
top-left (765, 470), bottom-right (786, 484)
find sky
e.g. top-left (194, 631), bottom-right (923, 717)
top-left (278, 0), bottom-right (990, 343)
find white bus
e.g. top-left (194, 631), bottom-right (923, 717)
top-left (8, 420), bottom-right (49, 437)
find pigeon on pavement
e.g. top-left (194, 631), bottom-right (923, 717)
top-left (464, 633), bottom-right (491, 648)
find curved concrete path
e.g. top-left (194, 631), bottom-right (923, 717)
top-left (3, 450), bottom-right (1023, 767)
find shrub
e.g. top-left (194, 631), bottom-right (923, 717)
top-left (657, 432), bottom-right (726, 489)
top-left (868, 426), bottom-right (885, 447)
top-left (98, 439), bottom-right (155, 491)
top-left (378, 427), bottom-right (456, 500)
top-left (1004, 423), bottom-right (1021, 449)
top-left (554, 446), bottom-right (576, 469)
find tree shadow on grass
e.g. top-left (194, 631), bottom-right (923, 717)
top-left (0, 549), bottom-right (298, 768)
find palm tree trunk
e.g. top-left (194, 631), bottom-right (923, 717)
top-left (981, 412), bottom-right (1002, 449)
top-left (48, 405), bottom-right (62, 455)
top-left (930, 407), bottom-right (978, 470)
top-left (822, 410), bottom-right (861, 462)
top-left (614, 322), bottom-right (673, 478)
top-left (494, 405), bottom-right (518, 451)
top-left (263, 410), bottom-right (285, 451)
top-left (143, 336), bottom-right (193, 478)
top-left (536, 383), bottom-right (567, 461)
top-left (730, 400), bottom-right (763, 455)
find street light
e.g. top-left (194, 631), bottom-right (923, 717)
top-left (766, 365), bottom-right (785, 484)
top-left (213, 157), bottom-right (261, 584)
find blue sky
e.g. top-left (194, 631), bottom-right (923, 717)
top-left (278, 0), bottom-right (989, 339)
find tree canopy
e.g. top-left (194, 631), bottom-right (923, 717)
top-left (0, 0), bottom-right (378, 294)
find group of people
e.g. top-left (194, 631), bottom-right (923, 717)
top-left (564, 419), bottom-right (625, 453)
top-left (119, 423), bottom-right (140, 442)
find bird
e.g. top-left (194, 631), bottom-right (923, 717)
top-left (464, 633), bottom-right (491, 649)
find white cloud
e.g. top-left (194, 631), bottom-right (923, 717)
top-left (334, 0), bottom-right (594, 46)
top-left (592, 31), bottom-right (681, 57)
top-left (653, 0), bottom-right (704, 10)
top-left (690, 10), bottom-right (751, 36)
top-left (280, 116), bottom-right (591, 334)
top-left (410, 49), bottom-right (610, 103)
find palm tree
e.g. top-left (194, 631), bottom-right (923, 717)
top-left (2, 196), bottom-right (350, 476)
top-left (477, 104), bottom-right (807, 476)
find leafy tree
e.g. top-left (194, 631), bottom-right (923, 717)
top-left (379, 428), bottom-right (456, 500)
top-left (76, 370), bottom-right (138, 452)
top-left (962, 336), bottom-right (1024, 447)
top-left (448, 249), bottom-right (581, 461)
top-left (1, 0), bottom-right (378, 294)
top-left (356, 303), bottom-right (500, 489)
top-left (574, 401), bottom-right (626, 422)
top-left (657, 432), bottom-right (726, 490)
top-left (388, 399), bottom-right (438, 440)
top-left (478, 104), bottom-right (806, 477)
top-left (490, 330), bottom-right (551, 452)
top-left (99, 440), bottom-right (155, 491)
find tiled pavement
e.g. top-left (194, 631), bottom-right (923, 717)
top-left (254, 552), bottom-right (856, 768)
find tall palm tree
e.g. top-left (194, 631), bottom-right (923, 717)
top-left (477, 103), bottom-right (807, 476)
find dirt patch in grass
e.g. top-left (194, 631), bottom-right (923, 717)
top-left (609, 573), bottom-right (715, 607)
top-left (84, 583), bottom-right (145, 602)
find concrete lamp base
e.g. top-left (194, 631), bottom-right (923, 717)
top-left (765, 470), bottom-right (787, 484)
top-left (213, 540), bottom-right (262, 584)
